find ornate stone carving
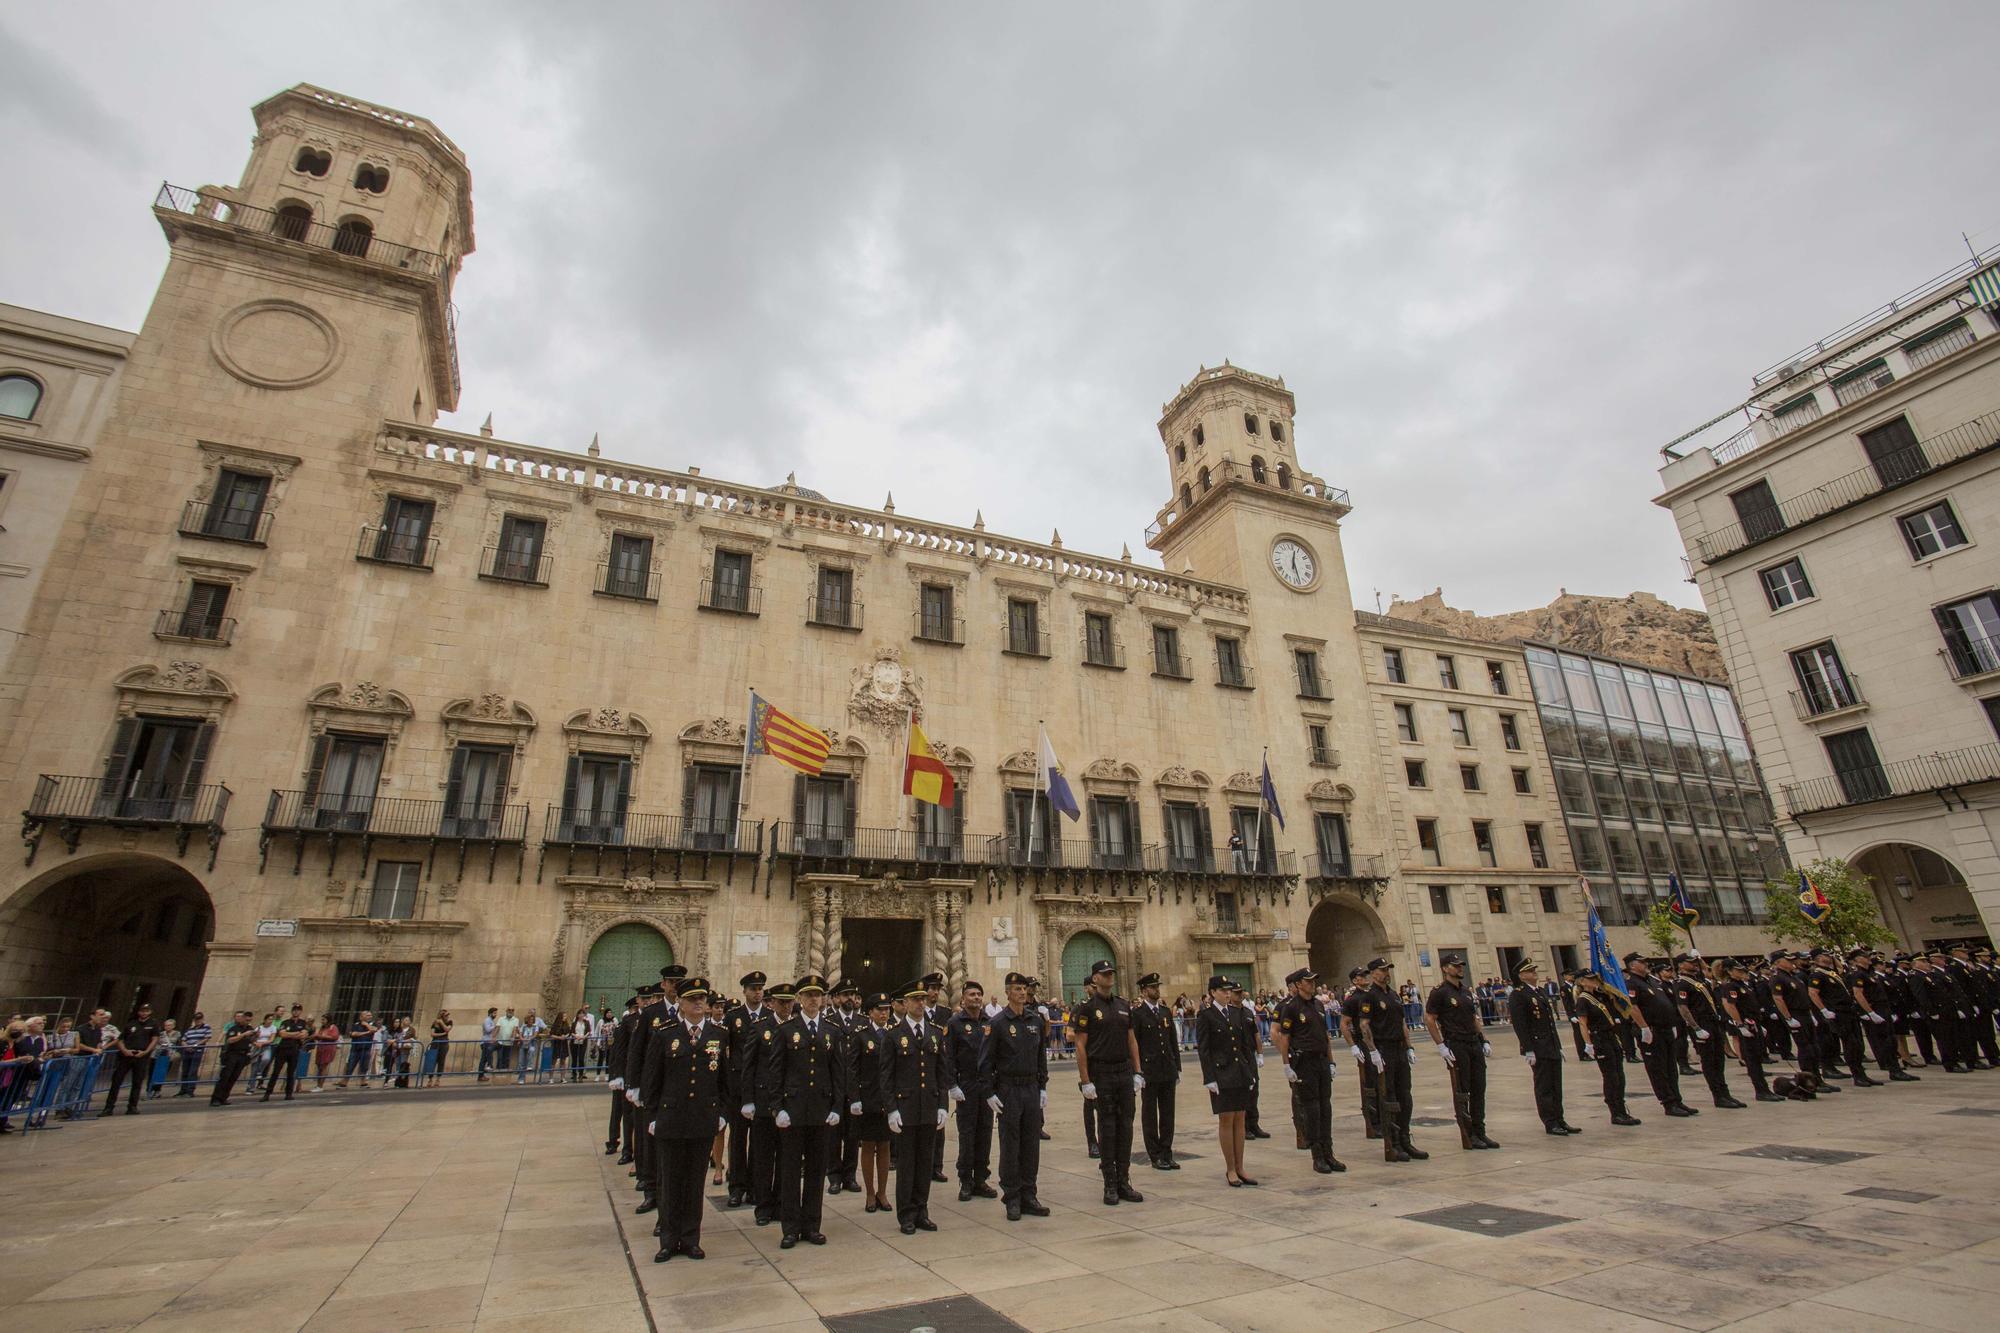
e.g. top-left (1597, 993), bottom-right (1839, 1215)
top-left (848, 647), bottom-right (922, 736)
top-left (347, 681), bottom-right (384, 708)
top-left (1223, 771), bottom-right (1260, 794)
top-left (1305, 779), bottom-right (1355, 806)
top-left (1155, 766), bottom-right (1211, 793)
top-left (113, 661), bottom-right (235, 722)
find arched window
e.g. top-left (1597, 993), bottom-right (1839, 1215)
top-left (1179, 483), bottom-right (1192, 510)
top-left (354, 163), bottom-right (390, 194)
top-left (1199, 466), bottom-right (1211, 492)
top-left (273, 203), bottom-right (313, 242)
top-left (1175, 442), bottom-right (1186, 464)
top-left (0, 374), bottom-right (43, 421)
top-left (1270, 422), bottom-right (1286, 443)
top-left (1250, 456), bottom-right (1267, 484)
top-left (1276, 462), bottom-right (1292, 490)
top-left (333, 218), bottom-right (374, 258)
top-left (1244, 413), bottom-right (1260, 435)
top-left (293, 147), bottom-right (331, 177)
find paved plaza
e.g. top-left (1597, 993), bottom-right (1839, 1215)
top-left (4, 1056), bottom-right (2000, 1332)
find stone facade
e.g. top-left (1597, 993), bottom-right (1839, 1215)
top-left (1385, 587), bottom-right (1726, 681)
top-left (0, 85), bottom-right (1587, 1024)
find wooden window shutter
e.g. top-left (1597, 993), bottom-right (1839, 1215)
top-left (1196, 806), bottom-right (1214, 872)
top-left (181, 723), bottom-right (218, 805)
top-left (613, 757), bottom-right (632, 818)
top-left (99, 718), bottom-right (141, 801)
top-left (792, 773), bottom-right (806, 831)
top-left (560, 755), bottom-right (581, 813)
top-left (444, 745), bottom-right (468, 813)
top-left (301, 733), bottom-right (331, 803)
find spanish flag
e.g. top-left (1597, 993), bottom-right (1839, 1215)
top-left (748, 691), bottom-right (832, 776)
top-left (903, 718), bottom-right (955, 807)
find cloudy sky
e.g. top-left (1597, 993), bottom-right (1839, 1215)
top-left (7, 2), bottom-right (1998, 616)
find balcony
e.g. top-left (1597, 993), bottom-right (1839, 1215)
top-left (1308, 743), bottom-right (1340, 768)
top-left (1790, 673), bottom-right (1867, 721)
top-left (260, 790), bottom-right (529, 878)
top-left (24, 774), bottom-right (232, 870)
top-left (806, 593), bottom-right (863, 631)
top-left (912, 610), bottom-right (965, 646)
top-left (154, 183), bottom-right (450, 278)
top-left (1781, 742), bottom-right (2000, 818)
top-left (595, 561), bottom-right (660, 603)
top-left (1002, 628), bottom-right (1051, 659)
top-left (153, 607), bottom-right (236, 646)
top-left (540, 807), bottom-right (762, 882)
top-left (356, 524), bottom-right (438, 570)
top-left (1145, 457), bottom-right (1352, 547)
top-left (1943, 632), bottom-right (2000, 683)
top-left (1144, 843), bottom-right (1296, 880)
top-left (479, 545), bottom-right (552, 587)
top-left (1152, 652), bottom-right (1191, 680)
top-left (1216, 661), bottom-right (1255, 691)
top-left (178, 498), bottom-right (271, 546)
top-left (699, 578), bottom-right (761, 616)
top-left (1295, 674), bottom-right (1331, 701)
top-left (774, 822), bottom-right (989, 873)
top-left (1690, 407), bottom-right (2000, 564)
top-left (1305, 852), bottom-right (1388, 904)
top-left (1081, 633), bottom-right (1126, 670)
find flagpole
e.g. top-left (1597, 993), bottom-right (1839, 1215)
top-left (1250, 749), bottom-right (1264, 878)
top-left (1030, 721), bottom-right (1045, 867)
top-left (738, 685), bottom-right (755, 854)
top-left (903, 705), bottom-right (916, 856)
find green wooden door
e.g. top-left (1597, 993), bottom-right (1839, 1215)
top-left (1214, 962), bottom-right (1254, 996)
top-left (584, 923), bottom-right (673, 1006)
top-left (1061, 930), bottom-right (1114, 1004)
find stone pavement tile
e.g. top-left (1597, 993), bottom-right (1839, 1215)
top-left (790, 1259), bottom-right (963, 1317)
top-left (978, 1274), bottom-right (1174, 1332)
top-left (1713, 1299), bottom-right (1935, 1331)
top-left (1196, 1282), bottom-right (1405, 1333)
top-left (1428, 1287), bottom-right (1689, 1333)
top-left (333, 1254), bottom-right (494, 1296)
top-left (988, 1207), bottom-right (1136, 1246)
top-left (477, 1268), bottom-right (638, 1320)
top-left (1542, 1260), bottom-right (1791, 1331)
top-left (645, 1281), bottom-right (821, 1331)
top-left (1328, 1257), bottom-right (1529, 1319)
top-left (1057, 1227), bottom-right (1206, 1271)
top-left (32, 1257), bottom-right (227, 1303)
top-left (1108, 1252), bottom-right (1270, 1305)
top-left (1146, 1214), bottom-right (1298, 1248)
top-left (1808, 1271), bottom-right (1991, 1332)
top-left (636, 1249), bottom-right (787, 1298)
top-left (136, 1283), bottom-right (335, 1333)
top-left (1592, 1203), bottom-right (1767, 1241)
top-left (1807, 1202), bottom-right (2000, 1250)
top-left (1310, 1212), bottom-right (1486, 1259)
top-left (879, 1222), bottom-right (1035, 1263)
top-left (1532, 1215), bottom-right (1685, 1262)
top-left (3, 1288), bottom-right (181, 1331)
top-left (926, 1247), bottom-right (1090, 1294)
top-left (1219, 1232), bottom-right (1401, 1280)
top-left (305, 1283), bottom-right (486, 1331)
top-left (1064, 1307), bottom-right (1230, 1333)
top-left (1901, 1246), bottom-right (2000, 1294)
top-left (107, 1220), bottom-right (276, 1264)
top-left (471, 1299), bottom-right (654, 1332)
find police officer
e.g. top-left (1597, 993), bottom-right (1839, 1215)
top-left (1973, 947), bottom-right (2000, 1065)
top-left (1858, 953), bottom-right (1917, 1082)
top-left (1768, 951), bottom-right (1831, 1088)
top-left (724, 971), bottom-right (771, 1208)
top-left (921, 971), bottom-right (953, 1184)
top-left (1807, 947), bottom-right (1876, 1086)
top-left (741, 979), bottom-right (795, 1224)
top-left (1352, 958), bottom-right (1425, 1162)
top-left (1718, 959), bottom-right (1781, 1102)
top-left (606, 992), bottom-right (637, 1157)
top-left (1574, 971), bottom-right (1641, 1125)
top-left (1557, 968), bottom-right (1590, 1062)
top-left (207, 1010), bottom-right (258, 1107)
top-left (1130, 971), bottom-right (1182, 1170)
top-left (642, 977), bottom-right (728, 1263)
top-left (1623, 954), bottom-right (1696, 1117)
top-left (1338, 967), bottom-right (1381, 1140)
top-left (764, 975), bottom-right (842, 1249)
top-left (1950, 944), bottom-right (1999, 1068)
top-left (1072, 958), bottom-right (1144, 1206)
top-left (1275, 966), bottom-right (1344, 1172)
top-left (885, 980), bottom-right (947, 1234)
top-left (944, 980), bottom-right (997, 1201)
top-left (257, 1003), bottom-right (309, 1104)
top-left (826, 980), bottom-right (864, 1195)
top-left (846, 993), bottom-right (896, 1212)
top-left (979, 972), bottom-right (1051, 1222)
top-left (1673, 953), bottom-right (1745, 1108)
top-left (624, 984), bottom-right (668, 1210)
top-left (1425, 953), bottom-right (1497, 1150)
top-left (1508, 960), bottom-right (1574, 1134)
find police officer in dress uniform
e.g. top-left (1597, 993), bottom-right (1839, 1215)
top-left (944, 980), bottom-right (997, 1201)
top-left (979, 972), bottom-right (1051, 1221)
top-left (1353, 958), bottom-right (1426, 1162)
top-left (1623, 954), bottom-right (1697, 1117)
top-left (1508, 960), bottom-right (1575, 1134)
top-left (826, 980), bottom-right (864, 1195)
top-left (1574, 971), bottom-right (1641, 1125)
top-left (1858, 952), bottom-right (1918, 1082)
top-left (1673, 953), bottom-right (1746, 1108)
top-left (1719, 959), bottom-right (1783, 1102)
top-left (1131, 971), bottom-right (1182, 1170)
top-left (606, 991), bottom-right (637, 1156)
top-left (1808, 947), bottom-right (1878, 1086)
top-left (884, 980), bottom-right (948, 1234)
top-left (1339, 967), bottom-right (1382, 1139)
top-left (641, 977), bottom-right (728, 1263)
top-left (1558, 969), bottom-right (1590, 1062)
top-left (921, 971), bottom-right (954, 1184)
top-left (1072, 958), bottom-right (1145, 1206)
top-left (764, 974), bottom-right (842, 1249)
top-left (1275, 966), bottom-right (1345, 1172)
top-left (624, 984), bottom-right (666, 1208)
top-left (1912, 951), bottom-right (1967, 1072)
top-left (1768, 950), bottom-right (1832, 1088)
top-left (742, 979), bottom-right (795, 1224)
top-left (1951, 945), bottom-right (2000, 1067)
top-left (1425, 953), bottom-right (1498, 1150)
top-left (724, 971), bottom-right (771, 1207)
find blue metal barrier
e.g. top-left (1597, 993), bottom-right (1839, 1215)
top-left (14, 1053), bottom-right (105, 1129)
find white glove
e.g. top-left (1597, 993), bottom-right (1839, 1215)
top-left (1569, 1016), bottom-right (1579, 1024)
top-left (625, 1089), bottom-right (640, 1105)
top-left (1039, 1090), bottom-right (1048, 1110)
top-left (825, 1111), bottom-right (840, 1127)
top-left (986, 1094), bottom-right (1002, 1112)
top-left (1694, 1029), bottom-right (1710, 1041)
top-left (609, 1077), bottom-right (624, 1091)
top-left (1584, 1043), bottom-right (1595, 1058)
top-left (1284, 1065), bottom-right (1300, 1084)
top-left (1957, 1010), bottom-right (1967, 1019)
top-left (1524, 1052), bottom-right (1536, 1066)
top-left (1438, 1045), bottom-right (1457, 1066)
top-left (1204, 1082), bottom-right (1219, 1094)
top-left (1254, 1053), bottom-right (1265, 1068)
top-left (1786, 1018), bottom-right (1801, 1030)
top-left (850, 1100), bottom-right (863, 1114)
top-left (949, 1086), bottom-right (965, 1103)
top-left (1481, 1042), bottom-right (1491, 1058)
top-left (1641, 1028), bottom-right (1655, 1045)
top-left (1133, 1074), bottom-right (1146, 1091)
top-left (741, 1103), bottom-right (756, 1119)
top-left (775, 1110), bottom-right (791, 1129)
top-left (1350, 1045), bottom-right (1364, 1060)
top-left (1405, 1048), bottom-right (1417, 1067)
top-left (1369, 1051), bottom-right (1384, 1071)
top-left (936, 1108), bottom-right (947, 1129)
top-left (1080, 1082), bottom-right (1097, 1100)
top-left (718, 1116), bottom-right (727, 1132)
top-left (1820, 1009), bottom-right (1835, 1021)
top-left (648, 1120), bottom-right (655, 1134)
top-left (888, 1110), bottom-right (903, 1133)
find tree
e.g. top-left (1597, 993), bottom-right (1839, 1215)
top-left (1761, 857), bottom-right (1898, 952)
top-left (1642, 902), bottom-right (1683, 958)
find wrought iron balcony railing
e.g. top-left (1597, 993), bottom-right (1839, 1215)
top-left (261, 789), bottom-right (530, 877)
top-left (1943, 632), bottom-right (2000, 681)
top-left (1789, 673), bottom-right (1865, 719)
top-left (595, 561), bottom-right (661, 602)
top-left (356, 523), bottom-right (439, 569)
top-left (153, 608), bottom-right (236, 645)
top-left (1781, 742), bottom-right (2000, 817)
top-left (806, 594), bottom-right (863, 630)
top-left (1081, 633), bottom-right (1126, 669)
top-left (775, 822), bottom-right (988, 865)
top-left (479, 545), bottom-right (553, 587)
top-left (178, 498), bottom-right (271, 546)
top-left (1002, 628), bottom-right (1051, 659)
top-left (25, 774), bottom-right (232, 868)
top-left (155, 183), bottom-right (450, 278)
top-left (912, 610), bottom-right (964, 645)
top-left (1152, 651), bottom-right (1191, 680)
top-left (699, 578), bottom-right (761, 615)
top-left (1216, 661), bottom-right (1255, 690)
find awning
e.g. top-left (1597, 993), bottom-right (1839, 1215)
top-left (1971, 264), bottom-right (2000, 308)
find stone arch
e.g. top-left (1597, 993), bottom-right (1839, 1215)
top-left (1306, 895), bottom-right (1390, 986)
top-left (1058, 927), bottom-right (1117, 1004)
top-left (1849, 841), bottom-right (1978, 949)
top-left (580, 917), bottom-right (677, 1005)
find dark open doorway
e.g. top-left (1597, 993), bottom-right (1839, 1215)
top-left (841, 918), bottom-right (923, 998)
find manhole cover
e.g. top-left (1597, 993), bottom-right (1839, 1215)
top-left (1402, 1202), bottom-right (1573, 1237)
top-left (1943, 1107), bottom-right (2000, 1117)
top-left (825, 1296), bottom-right (1026, 1333)
top-left (1729, 1144), bottom-right (1876, 1165)
top-left (1846, 1187), bottom-right (1938, 1203)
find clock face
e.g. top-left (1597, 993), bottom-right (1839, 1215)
top-left (1271, 539), bottom-right (1316, 589)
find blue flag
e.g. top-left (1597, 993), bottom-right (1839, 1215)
top-left (1586, 894), bottom-right (1630, 998)
top-left (1259, 755), bottom-right (1286, 831)
top-left (1036, 726), bottom-right (1081, 821)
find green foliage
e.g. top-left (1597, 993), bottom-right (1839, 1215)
top-left (1761, 857), bottom-right (1898, 952)
top-left (1642, 902), bottom-right (1683, 957)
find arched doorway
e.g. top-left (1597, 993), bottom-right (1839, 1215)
top-left (1060, 930), bottom-right (1113, 1004)
top-left (584, 922), bottom-right (673, 1001)
top-left (0, 854), bottom-right (214, 1025)
top-left (1852, 843), bottom-right (1986, 949)
top-left (1306, 897), bottom-right (1384, 987)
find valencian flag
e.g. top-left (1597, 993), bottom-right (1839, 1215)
top-left (748, 691), bottom-right (831, 776)
top-left (1581, 879), bottom-right (1631, 997)
top-left (903, 717), bottom-right (955, 808)
top-left (1667, 873), bottom-right (1700, 931)
top-left (1797, 867), bottom-right (1832, 924)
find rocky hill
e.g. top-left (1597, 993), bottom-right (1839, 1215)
top-left (1385, 588), bottom-right (1725, 680)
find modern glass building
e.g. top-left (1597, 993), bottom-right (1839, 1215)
top-left (1523, 643), bottom-right (1789, 944)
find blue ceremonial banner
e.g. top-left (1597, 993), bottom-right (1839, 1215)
top-left (1036, 726), bottom-right (1081, 821)
top-left (1259, 755), bottom-right (1286, 831)
top-left (1797, 868), bottom-right (1831, 923)
top-left (1582, 882), bottom-right (1630, 997)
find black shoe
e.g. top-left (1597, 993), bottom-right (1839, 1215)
top-left (931, 1170), bottom-right (948, 1183)
top-left (972, 1183), bottom-right (997, 1198)
top-left (754, 1212), bottom-right (772, 1226)
top-left (1755, 1092), bottom-right (1786, 1102)
top-left (1612, 1113), bottom-right (1642, 1126)
top-left (915, 1216), bottom-right (937, 1231)
top-left (901, 1222), bottom-right (916, 1235)
top-left (1247, 1128), bottom-right (1273, 1139)
top-left (1716, 1098), bottom-right (1747, 1109)
top-left (1313, 1158), bottom-right (1335, 1174)
top-left (635, 1199), bottom-right (656, 1214)
top-left (1402, 1143), bottom-right (1429, 1160)
top-left (1021, 1197), bottom-right (1050, 1217)
top-left (1678, 1065), bottom-right (1697, 1076)
top-left (827, 1179), bottom-right (843, 1195)
top-left (1164, 1157), bottom-right (1181, 1170)
top-left (1891, 1072), bottom-right (1919, 1082)
top-left (1560, 1124), bottom-right (1582, 1134)
top-left (653, 1246), bottom-right (675, 1263)
top-left (1477, 1137), bottom-right (1501, 1149)
top-left (1855, 1077), bottom-right (1883, 1087)
top-left (126, 1107), bottom-right (141, 1115)
top-left (1546, 1124), bottom-right (1568, 1136)
top-left (1007, 1201), bottom-right (1022, 1221)
top-left (1665, 1104), bottom-right (1698, 1118)
top-left (1087, 1146), bottom-right (1100, 1159)
top-left (1385, 1145), bottom-right (1409, 1163)
top-left (1037, 1130), bottom-right (1051, 1140)
top-left (726, 1190), bottom-right (745, 1208)
top-left (1326, 1156), bottom-right (1347, 1172)
top-left (780, 1234), bottom-right (797, 1250)
top-left (842, 1177), bottom-right (861, 1192)
top-left (959, 1186), bottom-right (973, 1202)
top-left (685, 1245), bottom-right (704, 1260)
top-left (1819, 1082), bottom-right (1843, 1091)
top-left (616, 1152), bottom-right (633, 1165)
top-left (604, 1142), bottom-right (617, 1155)
top-left (1103, 1185), bottom-right (1120, 1206)
top-left (1117, 1183), bottom-right (1143, 1203)
top-left (806, 1232), bottom-right (826, 1245)
top-left (652, 1222), bottom-right (662, 1236)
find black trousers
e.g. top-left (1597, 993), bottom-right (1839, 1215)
top-left (839, 1108), bottom-right (861, 1181)
top-left (1909, 1015), bottom-right (1937, 1066)
top-left (1355, 1054), bottom-right (1381, 1137)
top-left (1377, 1048), bottom-right (1413, 1144)
top-left (1639, 1032), bottom-right (1684, 1109)
top-left (994, 1081), bottom-right (1042, 1204)
top-left (1792, 1019), bottom-right (1822, 1076)
top-left (1139, 1076), bottom-right (1176, 1162)
top-left (1735, 1026), bottom-right (1771, 1097)
top-left (1568, 1017), bottom-right (1589, 1061)
top-left (1973, 1010), bottom-right (2000, 1065)
top-left (1689, 1032), bottom-right (1730, 1103)
top-left (607, 1088), bottom-right (626, 1149)
top-left (727, 1111), bottom-right (754, 1193)
top-left (1289, 1056), bottom-right (1332, 1159)
top-left (1863, 1017), bottom-right (1901, 1075)
top-left (777, 1119), bottom-right (827, 1237)
top-left (1444, 1040), bottom-right (1487, 1141)
top-left (1764, 1016), bottom-right (1793, 1062)
top-left (1831, 1013), bottom-right (1867, 1080)
top-left (893, 1113), bottom-right (938, 1225)
top-left (104, 1056), bottom-right (147, 1112)
top-left (1082, 1094), bottom-right (1097, 1149)
top-left (955, 1094), bottom-right (994, 1186)
top-left (1527, 1049), bottom-right (1564, 1127)
top-left (750, 1116), bottom-right (780, 1217)
top-left (1090, 1067), bottom-right (1136, 1185)
top-left (636, 1103), bottom-right (656, 1198)
top-left (210, 1055), bottom-right (249, 1105)
top-left (259, 1050), bottom-right (299, 1101)
top-left (659, 1135), bottom-right (708, 1253)
top-left (933, 1102), bottom-right (949, 1179)
top-left (1593, 1048), bottom-right (1629, 1117)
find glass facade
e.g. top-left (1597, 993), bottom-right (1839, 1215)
top-left (1524, 644), bottom-right (1788, 927)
